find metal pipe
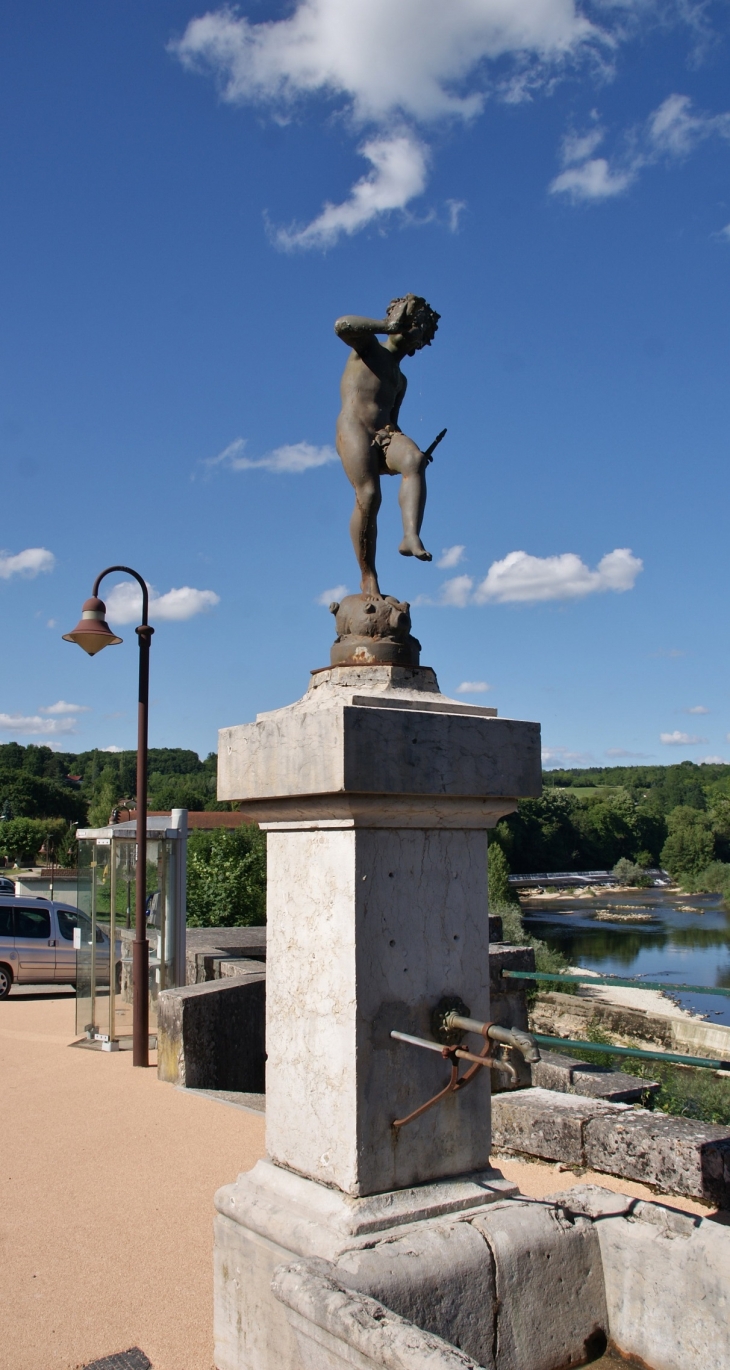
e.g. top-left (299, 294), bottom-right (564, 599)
top-left (389, 1031), bottom-right (517, 1079)
top-left (444, 1012), bottom-right (541, 1064)
top-left (533, 1033), bottom-right (730, 1071)
top-left (502, 969), bottom-right (730, 999)
top-left (391, 1030), bottom-right (447, 1054)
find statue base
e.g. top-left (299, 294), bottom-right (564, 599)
top-left (328, 592), bottom-right (420, 668)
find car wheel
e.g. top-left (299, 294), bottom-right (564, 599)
top-left (0, 964), bottom-right (13, 999)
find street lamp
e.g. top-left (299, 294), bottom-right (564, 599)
top-left (63, 566), bottom-right (154, 1068)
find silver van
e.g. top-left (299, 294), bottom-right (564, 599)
top-left (0, 896), bottom-right (109, 998)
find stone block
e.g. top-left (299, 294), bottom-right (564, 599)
top-left (584, 1108), bottom-right (730, 1206)
top-left (490, 1087), bottom-right (624, 1165)
top-left (272, 1260), bottom-right (483, 1370)
top-left (218, 666), bottom-right (541, 827)
top-left (549, 1184), bottom-right (730, 1370)
top-left (184, 925), bottom-right (266, 984)
top-left (334, 1221), bottom-right (496, 1368)
top-left (469, 1201), bottom-right (608, 1370)
top-left (531, 1050), bottom-right (659, 1104)
top-left (265, 823), bottom-right (494, 1196)
top-left (157, 975), bottom-right (265, 1092)
top-left (213, 1159), bottom-right (516, 1370)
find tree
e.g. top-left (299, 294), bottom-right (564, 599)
top-left (186, 826), bottom-right (266, 927)
top-left (660, 807), bottom-right (715, 878)
top-left (487, 840), bottom-right (518, 907)
top-left (0, 817), bottom-right (54, 866)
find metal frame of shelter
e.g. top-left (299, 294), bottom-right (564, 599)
top-left (74, 810), bottom-right (187, 1047)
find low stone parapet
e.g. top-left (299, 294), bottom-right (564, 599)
top-left (532, 1049), bottom-right (659, 1103)
top-left (491, 1086), bottom-right (730, 1207)
top-left (157, 971), bottom-right (265, 1092)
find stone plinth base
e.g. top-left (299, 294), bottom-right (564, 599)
top-left (213, 1159), bottom-right (517, 1370)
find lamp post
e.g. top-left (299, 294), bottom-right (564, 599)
top-left (63, 566), bottom-right (154, 1068)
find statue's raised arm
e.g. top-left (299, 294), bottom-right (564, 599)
top-left (334, 294), bottom-right (442, 598)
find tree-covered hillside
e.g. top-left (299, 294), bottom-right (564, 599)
top-left (494, 760), bottom-right (730, 889)
top-left (3, 744), bottom-right (730, 889)
top-left (0, 742), bottom-right (234, 866)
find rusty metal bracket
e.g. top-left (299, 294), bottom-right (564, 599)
top-left (390, 1030), bottom-right (503, 1129)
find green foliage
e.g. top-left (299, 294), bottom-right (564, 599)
top-left (660, 806), bottom-right (715, 878)
top-left (488, 840), bottom-right (519, 906)
top-left (186, 826), bottom-right (266, 927)
top-left (489, 896), bottom-right (576, 996)
top-left (612, 857), bottom-right (651, 887)
top-left (621, 1060), bottom-right (730, 1126)
top-left (496, 786), bottom-right (667, 874)
top-left (680, 860), bottom-right (730, 899)
top-left (0, 816), bottom-right (70, 866)
top-left (0, 769), bottom-right (86, 823)
top-left (569, 1025), bottom-right (730, 1125)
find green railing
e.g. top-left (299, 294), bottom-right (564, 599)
top-left (502, 969), bottom-right (730, 998)
top-left (501, 969), bottom-right (730, 1071)
top-left (531, 1034), bottom-right (730, 1071)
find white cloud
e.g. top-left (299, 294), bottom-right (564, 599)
top-left (552, 93), bottom-right (730, 205)
top-left (101, 745), bottom-right (124, 753)
top-left (172, 1), bottom-right (599, 126)
top-left (317, 584), bottom-right (348, 606)
top-left (446, 199), bottom-right (467, 232)
top-left (717, 223), bottom-right (730, 242)
top-left (275, 134), bottom-right (428, 249)
top-left (437, 545), bottom-right (466, 570)
top-left (550, 157), bottom-right (635, 201)
top-left (173, 0), bottom-right (605, 244)
top-left (542, 746), bottom-right (594, 765)
top-left (438, 574), bottom-right (475, 608)
top-left (686, 705), bottom-right (709, 715)
top-left (660, 730), bottom-right (707, 745)
top-left (39, 701), bottom-right (90, 716)
top-left (0, 547), bottom-right (55, 579)
top-left (474, 547), bottom-right (642, 604)
top-left (0, 712), bottom-right (77, 737)
top-left (105, 583), bottom-right (221, 625)
top-left (699, 755), bottom-right (725, 765)
top-left (647, 93), bottom-right (730, 158)
top-left (456, 681), bottom-right (491, 694)
top-left (207, 437), bottom-right (337, 472)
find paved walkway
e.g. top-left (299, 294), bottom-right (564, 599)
top-left (2, 989), bottom-right (265, 1370)
top-left (2, 989), bottom-right (720, 1370)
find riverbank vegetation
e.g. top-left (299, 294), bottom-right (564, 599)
top-left (572, 1024), bottom-right (730, 1127)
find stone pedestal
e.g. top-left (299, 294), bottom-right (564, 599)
top-left (214, 665), bottom-right (540, 1369)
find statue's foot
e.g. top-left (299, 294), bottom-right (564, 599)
top-left (399, 535), bottom-right (432, 561)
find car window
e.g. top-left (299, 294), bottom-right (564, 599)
top-left (15, 907), bottom-right (51, 938)
top-left (0, 906), bottom-right (12, 937)
top-left (56, 908), bottom-right (91, 942)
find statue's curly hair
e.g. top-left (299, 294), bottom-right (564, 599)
top-left (386, 294), bottom-right (440, 346)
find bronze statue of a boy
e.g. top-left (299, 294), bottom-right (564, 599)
top-left (335, 294), bottom-right (442, 598)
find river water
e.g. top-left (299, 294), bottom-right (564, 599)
top-left (520, 887), bottom-right (730, 1027)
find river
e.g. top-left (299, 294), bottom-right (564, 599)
top-left (520, 887), bottom-right (730, 1027)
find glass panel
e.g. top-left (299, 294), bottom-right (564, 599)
top-left (75, 839), bottom-right (94, 1037)
top-left (74, 830), bottom-right (181, 1043)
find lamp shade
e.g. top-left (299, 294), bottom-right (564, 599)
top-left (62, 597), bottom-right (123, 656)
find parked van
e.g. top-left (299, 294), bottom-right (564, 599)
top-left (0, 896), bottom-right (109, 998)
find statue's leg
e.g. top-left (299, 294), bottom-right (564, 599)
top-left (337, 421), bottom-right (382, 595)
top-left (385, 434), bottom-right (432, 561)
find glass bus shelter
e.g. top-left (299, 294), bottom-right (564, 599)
top-left (74, 810), bottom-right (187, 1046)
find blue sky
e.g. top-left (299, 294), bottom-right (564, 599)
top-left (2, 0), bottom-right (730, 767)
